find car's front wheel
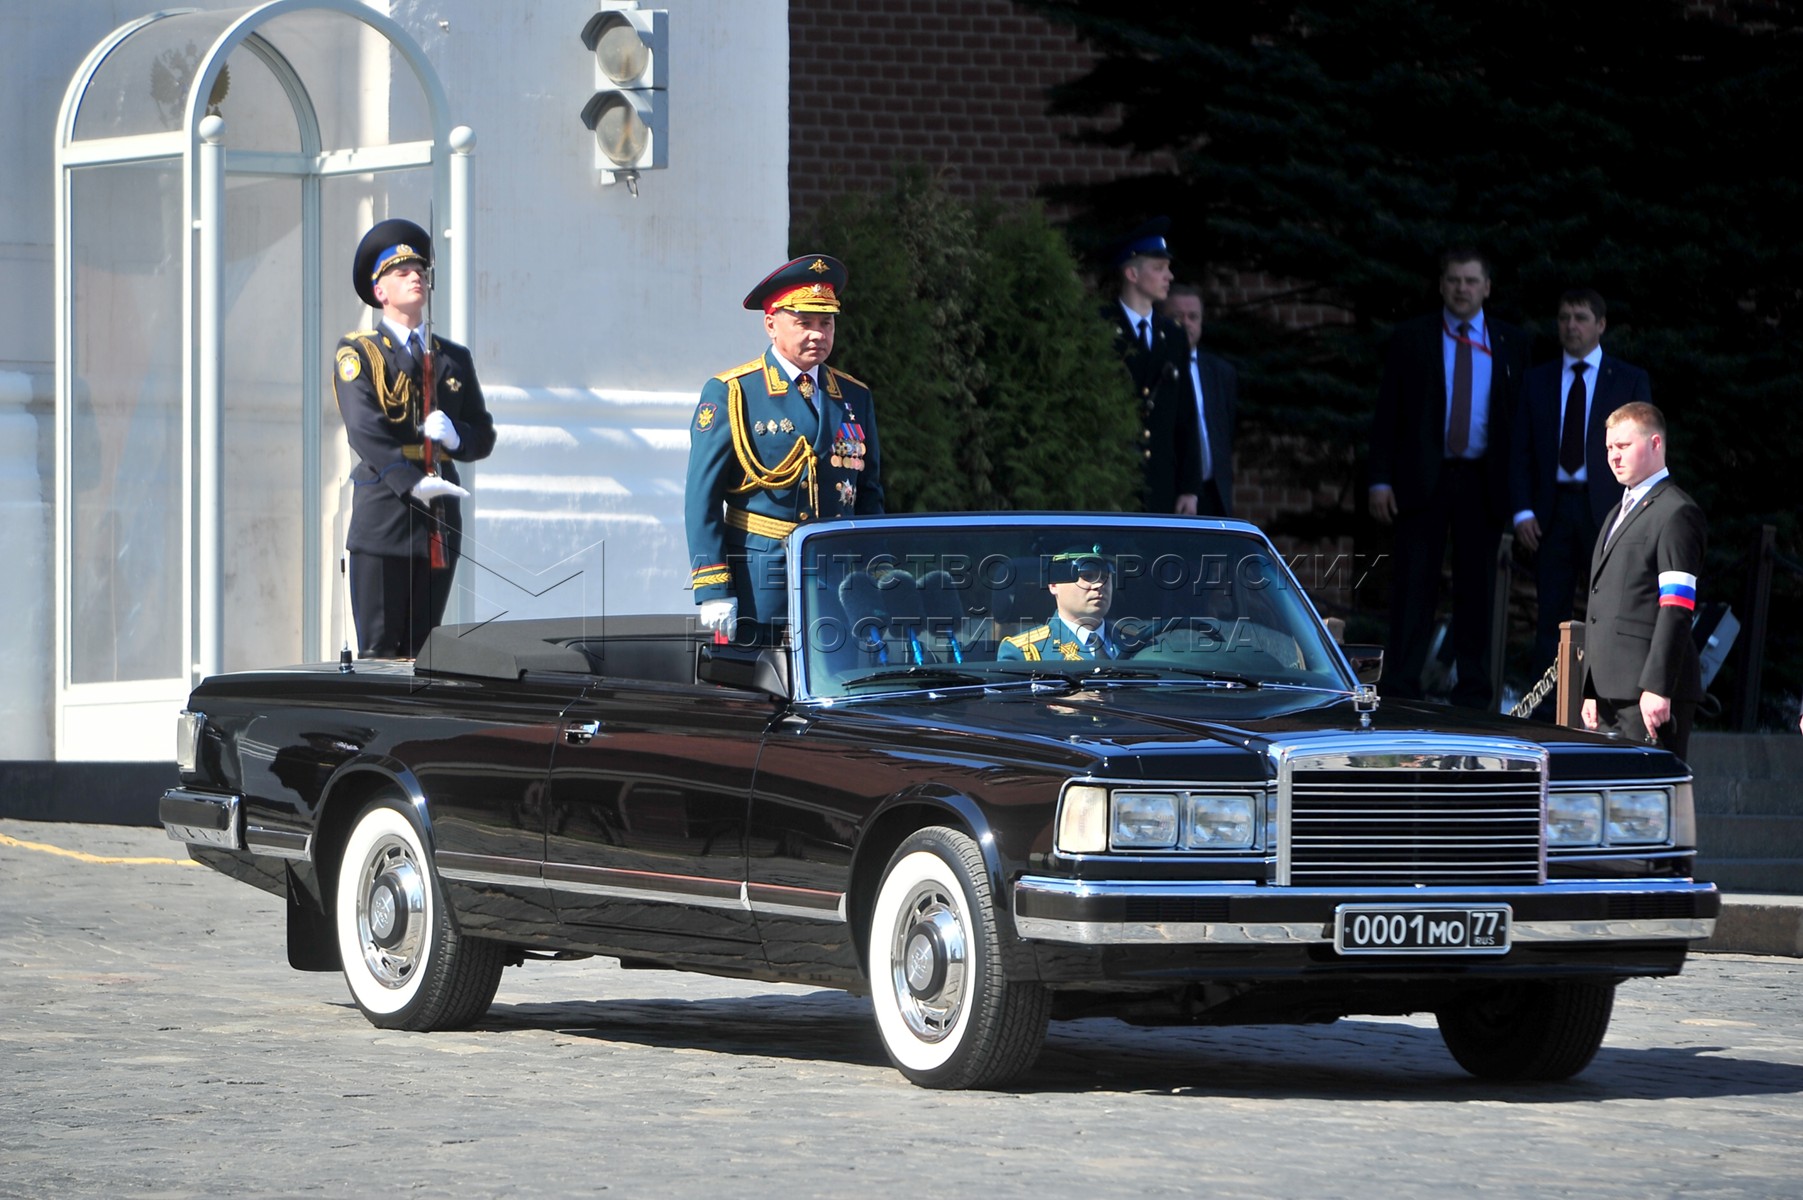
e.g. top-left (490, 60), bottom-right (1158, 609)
top-left (334, 796), bottom-right (504, 1030)
top-left (868, 826), bottom-right (1049, 1089)
top-left (1436, 979), bottom-right (1616, 1081)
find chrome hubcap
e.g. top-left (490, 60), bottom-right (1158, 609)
top-left (356, 836), bottom-right (426, 988)
top-left (890, 883), bottom-right (967, 1042)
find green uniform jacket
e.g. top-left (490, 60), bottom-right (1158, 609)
top-left (997, 615), bottom-right (1119, 662)
top-left (684, 349), bottom-right (883, 622)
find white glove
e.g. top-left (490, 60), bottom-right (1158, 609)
top-left (423, 410), bottom-right (461, 451)
top-left (698, 598), bottom-right (738, 639)
top-left (411, 475), bottom-right (470, 503)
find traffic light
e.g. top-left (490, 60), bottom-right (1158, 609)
top-left (580, 5), bottom-right (668, 188)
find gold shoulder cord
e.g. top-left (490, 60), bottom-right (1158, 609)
top-left (726, 375), bottom-right (817, 516)
top-left (353, 335), bottom-right (416, 424)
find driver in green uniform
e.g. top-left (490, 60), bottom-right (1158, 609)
top-left (998, 545), bottom-right (1121, 661)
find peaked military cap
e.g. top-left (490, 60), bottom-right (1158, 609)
top-left (743, 254), bottom-right (847, 314)
top-left (1109, 216), bottom-right (1173, 268)
top-left (353, 218), bottom-right (432, 308)
top-left (1048, 543), bottom-right (1116, 583)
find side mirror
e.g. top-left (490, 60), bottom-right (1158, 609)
top-left (698, 644), bottom-right (790, 698)
top-left (1342, 643), bottom-right (1384, 685)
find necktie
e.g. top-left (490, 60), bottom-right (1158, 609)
top-left (406, 330), bottom-right (424, 364)
top-left (1447, 321), bottom-right (1473, 456)
top-left (1137, 318), bottom-right (1151, 351)
top-left (1559, 361), bottom-right (1588, 475)
top-left (1608, 489), bottom-right (1634, 544)
top-left (1191, 351), bottom-right (1212, 481)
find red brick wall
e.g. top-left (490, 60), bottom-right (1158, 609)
top-left (787, 0), bottom-right (1142, 224)
top-left (786, 0), bottom-right (1357, 609)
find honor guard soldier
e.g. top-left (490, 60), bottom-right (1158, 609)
top-left (685, 254), bottom-right (884, 641)
top-left (1102, 218), bottom-right (1203, 516)
top-left (998, 545), bottom-right (1122, 662)
top-left (334, 218), bottom-right (495, 658)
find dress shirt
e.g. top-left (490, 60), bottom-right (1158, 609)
top-left (381, 317), bottom-right (425, 361)
top-left (770, 350), bottom-right (820, 410)
top-left (1442, 307), bottom-right (1494, 458)
top-left (1607, 467), bottom-right (1670, 544)
top-left (1118, 299), bottom-right (1154, 348)
top-left (1188, 349), bottom-right (1213, 481)
top-left (1557, 346), bottom-right (1603, 484)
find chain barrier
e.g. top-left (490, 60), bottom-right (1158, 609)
top-left (1509, 660), bottom-right (1561, 719)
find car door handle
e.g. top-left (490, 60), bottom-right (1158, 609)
top-left (563, 720), bottom-right (601, 745)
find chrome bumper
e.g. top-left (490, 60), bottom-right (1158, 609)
top-left (1012, 877), bottom-right (1720, 945)
top-left (160, 788), bottom-right (242, 850)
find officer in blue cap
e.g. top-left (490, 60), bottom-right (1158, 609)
top-left (685, 254), bottom-right (884, 642)
top-left (999, 544), bottom-right (1121, 661)
top-left (1102, 217), bottom-right (1202, 516)
top-left (334, 218), bottom-right (494, 657)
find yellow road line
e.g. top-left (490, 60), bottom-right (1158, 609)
top-left (0, 831), bottom-right (198, 866)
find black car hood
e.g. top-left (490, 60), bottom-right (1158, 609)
top-left (817, 683), bottom-right (1684, 783)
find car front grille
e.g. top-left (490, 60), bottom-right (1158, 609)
top-left (1284, 762), bottom-right (1545, 887)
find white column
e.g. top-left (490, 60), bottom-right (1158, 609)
top-left (448, 125), bottom-right (475, 345)
top-left (446, 125), bottom-right (476, 625)
top-left (0, 370), bottom-right (51, 757)
top-left (196, 114), bottom-right (225, 683)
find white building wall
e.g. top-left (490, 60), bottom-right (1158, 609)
top-left (0, 0), bottom-right (790, 761)
top-left (409, 0), bottom-right (792, 625)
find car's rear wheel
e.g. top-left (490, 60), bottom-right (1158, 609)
top-left (334, 796), bottom-right (504, 1030)
top-left (868, 826), bottom-right (1049, 1089)
top-left (1436, 979), bottom-right (1616, 1081)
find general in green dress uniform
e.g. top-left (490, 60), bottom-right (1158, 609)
top-left (998, 546), bottom-right (1121, 661)
top-left (685, 255), bottom-right (884, 639)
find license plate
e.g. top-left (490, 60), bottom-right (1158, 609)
top-left (1334, 905), bottom-right (1511, 955)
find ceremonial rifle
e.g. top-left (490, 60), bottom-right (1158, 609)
top-left (420, 223), bottom-right (447, 570)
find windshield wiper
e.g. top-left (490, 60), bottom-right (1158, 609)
top-left (1157, 667), bottom-right (1262, 688)
top-left (838, 667), bottom-right (994, 690)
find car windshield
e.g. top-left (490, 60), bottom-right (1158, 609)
top-left (791, 519), bottom-right (1350, 699)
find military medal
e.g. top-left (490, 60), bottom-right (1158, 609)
top-left (779, 418), bottom-right (795, 434)
top-left (754, 420), bottom-right (767, 435)
top-left (836, 479), bottom-right (857, 507)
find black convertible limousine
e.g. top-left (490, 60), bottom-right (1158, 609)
top-left (161, 514), bottom-right (1718, 1088)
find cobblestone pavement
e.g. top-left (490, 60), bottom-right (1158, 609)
top-left (4, 819), bottom-right (1801, 1200)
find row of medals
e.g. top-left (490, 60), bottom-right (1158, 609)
top-left (830, 422), bottom-right (867, 471)
top-left (753, 415), bottom-right (867, 472)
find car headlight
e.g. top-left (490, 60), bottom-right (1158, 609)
top-left (1607, 789), bottom-right (1671, 844)
top-left (1112, 791), bottom-right (1179, 850)
top-left (1058, 784), bottom-right (1109, 854)
top-left (1058, 785), bottom-right (1265, 854)
top-left (1548, 790), bottom-right (1604, 847)
top-left (1184, 793), bottom-right (1256, 849)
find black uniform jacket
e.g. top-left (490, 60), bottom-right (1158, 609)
top-left (1106, 304), bottom-right (1201, 514)
top-left (333, 328), bottom-right (495, 560)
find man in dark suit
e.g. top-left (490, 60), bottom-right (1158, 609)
top-left (334, 219), bottom-right (495, 658)
top-left (1368, 249), bottom-right (1529, 708)
top-left (1581, 402), bottom-right (1705, 759)
top-left (1103, 218), bottom-right (1201, 514)
top-left (1510, 289), bottom-right (1651, 706)
top-left (1159, 283), bottom-right (1237, 517)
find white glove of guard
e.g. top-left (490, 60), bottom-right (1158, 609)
top-left (698, 597), bottom-right (738, 640)
top-left (411, 475), bottom-right (470, 503)
top-left (422, 410), bottom-right (461, 451)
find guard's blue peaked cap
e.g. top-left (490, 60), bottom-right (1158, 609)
top-left (353, 218), bottom-right (431, 308)
top-left (1109, 216), bottom-right (1173, 268)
